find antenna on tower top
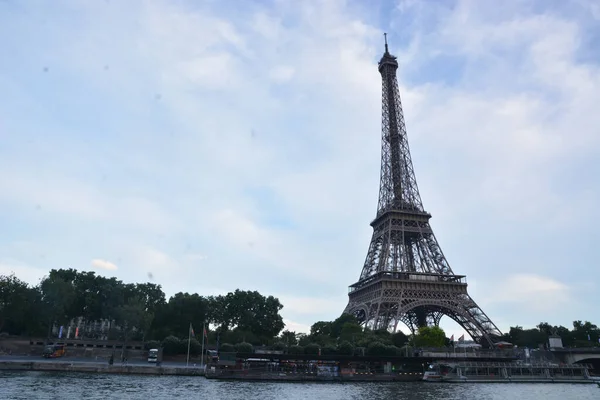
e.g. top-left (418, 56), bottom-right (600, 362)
top-left (384, 32), bottom-right (389, 53)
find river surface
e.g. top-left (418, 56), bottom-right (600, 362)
top-left (0, 371), bottom-right (597, 399)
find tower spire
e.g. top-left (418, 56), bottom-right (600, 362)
top-left (384, 32), bottom-right (389, 54)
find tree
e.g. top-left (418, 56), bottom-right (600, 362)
top-left (330, 314), bottom-right (359, 338)
top-left (0, 274), bottom-right (42, 335)
top-left (280, 330), bottom-right (297, 346)
top-left (219, 343), bottom-right (235, 353)
top-left (217, 290), bottom-right (284, 340)
top-left (337, 340), bottom-right (354, 355)
top-left (367, 341), bottom-right (387, 356)
top-left (115, 297), bottom-right (154, 341)
top-left (152, 292), bottom-right (206, 339)
top-left (310, 321), bottom-right (332, 337)
top-left (288, 345), bottom-right (304, 354)
top-left (304, 343), bottom-right (320, 355)
top-left (40, 275), bottom-right (75, 339)
top-left (339, 322), bottom-right (363, 343)
top-left (162, 335), bottom-right (183, 355)
top-left (391, 331), bottom-right (409, 348)
top-left (235, 342), bottom-right (253, 353)
top-left (412, 326), bottom-right (446, 348)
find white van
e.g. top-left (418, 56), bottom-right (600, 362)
top-left (148, 348), bottom-right (159, 363)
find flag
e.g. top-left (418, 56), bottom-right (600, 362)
top-left (190, 324), bottom-right (195, 337)
top-left (204, 327), bottom-right (208, 338)
top-left (458, 334), bottom-right (464, 342)
top-left (450, 334), bottom-right (454, 342)
top-left (588, 334), bottom-right (591, 341)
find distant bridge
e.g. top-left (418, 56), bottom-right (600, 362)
top-left (550, 348), bottom-right (600, 365)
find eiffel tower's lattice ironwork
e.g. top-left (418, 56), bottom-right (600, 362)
top-left (344, 35), bottom-right (502, 346)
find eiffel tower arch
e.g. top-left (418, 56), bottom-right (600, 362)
top-left (343, 35), bottom-right (503, 347)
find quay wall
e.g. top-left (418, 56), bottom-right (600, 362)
top-left (0, 360), bottom-right (205, 376)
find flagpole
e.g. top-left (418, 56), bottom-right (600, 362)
top-left (186, 323), bottom-right (191, 367)
top-left (200, 322), bottom-right (206, 369)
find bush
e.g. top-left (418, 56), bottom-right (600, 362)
top-left (337, 340), bottom-right (354, 355)
top-left (366, 341), bottom-right (387, 356)
top-left (219, 343), bottom-right (235, 353)
top-left (188, 338), bottom-right (202, 355)
top-left (271, 342), bottom-right (286, 351)
top-left (235, 342), bottom-right (253, 353)
top-left (144, 340), bottom-right (161, 351)
top-left (162, 335), bottom-right (183, 355)
top-left (288, 345), bottom-right (304, 355)
top-left (304, 343), bottom-right (320, 355)
top-left (384, 345), bottom-right (400, 356)
top-left (322, 345), bottom-right (337, 355)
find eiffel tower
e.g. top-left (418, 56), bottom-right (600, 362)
top-left (343, 35), bottom-right (503, 347)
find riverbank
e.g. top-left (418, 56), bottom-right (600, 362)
top-left (0, 360), bottom-right (205, 376)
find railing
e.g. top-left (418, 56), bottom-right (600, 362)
top-left (350, 272), bottom-right (467, 292)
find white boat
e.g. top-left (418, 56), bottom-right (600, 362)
top-left (424, 361), bottom-right (597, 384)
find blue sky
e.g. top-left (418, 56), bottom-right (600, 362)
top-left (1, 0), bottom-right (599, 337)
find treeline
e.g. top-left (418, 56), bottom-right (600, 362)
top-left (0, 269), bottom-right (284, 345)
top-left (1, 269), bottom-right (598, 355)
top-left (500, 322), bottom-right (600, 349)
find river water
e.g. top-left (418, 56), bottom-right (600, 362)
top-left (0, 372), bottom-right (597, 399)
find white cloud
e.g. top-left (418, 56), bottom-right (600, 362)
top-left (484, 274), bottom-right (571, 311)
top-left (91, 259), bottom-right (118, 271)
top-left (276, 295), bottom-right (342, 316)
top-left (282, 319), bottom-right (311, 334)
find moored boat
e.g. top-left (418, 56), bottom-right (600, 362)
top-left (423, 361), bottom-right (596, 384)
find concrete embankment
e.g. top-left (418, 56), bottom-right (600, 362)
top-left (0, 360), bottom-right (205, 376)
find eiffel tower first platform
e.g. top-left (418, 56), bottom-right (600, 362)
top-left (343, 35), bottom-right (503, 347)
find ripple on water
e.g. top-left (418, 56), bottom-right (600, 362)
top-left (0, 372), bottom-right (598, 400)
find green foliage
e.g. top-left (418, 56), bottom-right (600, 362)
top-left (288, 345), bottom-right (304, 355)
top-left (153, 292), bottom-right (205, 340)
top-left (304, 343), bottom-right (320, 355)
top-left (339, 322), bottom-right (363, 342)
top-left (367, 341), bottom-right (387, 356)
top-left (0, 274), bottom-right (43, 335)
top-left (272, 342), bottom-right (286, 351)
top-left (219, 343), bottom-right (235, 353)
top-left (413, 326), bottom-right (446, 348)
top-left (214, 289), bottom-right (285, 340)
top-left (310, 321), bottom-right (332, 337)
top-left (219, 329), bottom-right (259, 346)
top-left (384, 345), bottom-right (400, 356)
top-left (279, 330), bottom-right (297, 346)
top-left (144, 340), bottom-right (161, 350)
top-left (322, 344), bottom-right (337, 355)
top-left (503, 321), bottom-right (600, 348)
top-left (0, 269), bottom-right (286, 344)
top-left (234, 342), bottom-right (253, 353)
top-left (115, 297), bottom-right (154, 341)
top-left (162, 335), bottom-right (183, 355)
top-left (297, 334), bottom-right (311, 346)
top-left (330, 314), bottom-right (359, 338)
top-left (188, 338), bottom-right (202, 356)
top-left (337, 340), bottom-right (354, 355)
top-left (390, 331), bottom-right (409, 348)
